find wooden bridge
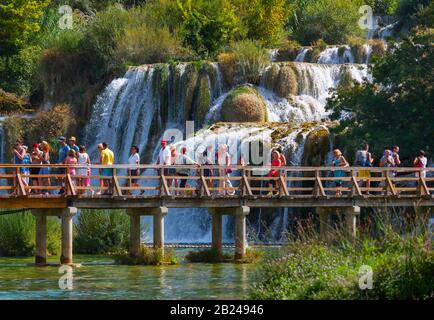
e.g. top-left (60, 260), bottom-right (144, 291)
top-left (0, 164), bottom-right (433, 265)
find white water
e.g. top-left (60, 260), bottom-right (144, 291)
top-left (317, 46), bottom-right (354, 64)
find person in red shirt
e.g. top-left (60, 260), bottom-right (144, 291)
top-left (267, 150), bottom-right (281, 196)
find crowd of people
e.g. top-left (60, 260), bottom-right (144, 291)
top-left (10, 135), bottom-right (429, 197)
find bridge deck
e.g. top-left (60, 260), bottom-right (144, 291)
top-left (1, 164), bottom-right (433, 209)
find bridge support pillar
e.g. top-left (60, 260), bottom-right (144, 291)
top-left (32, 211), bottom-right (47, 265)
top-left (129, 214), bottom-right (141, 257)
top-left (208, 209), bottom-right (223, 257)
top-left (61, 207), bottom-right (77, 265)
top-left (153, 208), bottom-right (167, 250)
top-left (234, 206), bottom-right (250, 260)
top-left (317, 207), bottom-right (330, 242)
top-left (344, 206), bottom-right (360, 241)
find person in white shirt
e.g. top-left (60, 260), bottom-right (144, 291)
top-left (156, 140), bottom-right (171, 194)
top-left (128, 146), bottom-right (140, 194)
top-left (175, 147), bottom-right (199, 195)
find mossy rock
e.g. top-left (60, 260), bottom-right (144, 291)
top-left (301, 126), bottom-right (330, 166)
top-left (304, 47), bottom-right (321, 63)
top-left (221, 85), bottom-right (268, 122)
top-left (195, 72), bottom-right (211, 125)
top-left (339, 65), bottom-right (354, 88)
top-left (182, 63), bottom-right (199, 121)
top-left (152, 63), bottom-right (169, 123)
top-left (262, 64), bottom-right (280, 91)
top-left (275, 63), bottom-right (298, 98)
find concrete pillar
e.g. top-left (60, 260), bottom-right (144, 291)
top-left (61, 207), bottom-right (77, 265)
top-left (34, 212), bottom-right (47, 265)
top-left (234, 206), bottom-right (250, 260)
top-left (211, 211), bottom-right (223, 256)
top-left (129, 214), bottom-right (141, 257)
top-left (153, 211), bottom-right (166, 249)
top-left (317, 207), bottom-right (330, 242)
top-left (344, 206), bottom-right (360, 241)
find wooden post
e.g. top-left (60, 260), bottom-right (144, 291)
top-left (33, 211), bottom-right (47, 265)
top-left (234, 206), bottom-right (250, 260)
top-left (61, 207), bottom-right (77, 265)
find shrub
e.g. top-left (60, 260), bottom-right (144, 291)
top-left (185, 248), bottom-right (232, 263)
top-left (286, 0), bottom-right (365, 45)
top-left (115, 25), bottom-right (191, 66)
top-left (0, 212), bottom-right (60, 257)
top-left (276, 39), bottom-right (301, 61)
top-left (0, 89), bottom-right (25, 114)
top-left (230, 39), bottom-right (269, 85)
top-left (74, 209), bottom-right (131, 254)
top-left (115, 245), bottom-right (178, 265)
top-left (217, 52), bottom-right (236, 86)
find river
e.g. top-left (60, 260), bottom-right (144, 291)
top-left (0, 249), bottom-right (256, 300)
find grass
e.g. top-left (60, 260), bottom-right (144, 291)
top-left (250, 208), bottom-right (434, 300)
top-left (114, 245), bottom-right (178, 265)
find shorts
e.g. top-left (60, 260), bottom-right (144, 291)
top-left (30, 167), bottom-right (40, 181)
top-left (129, 169), bottom-right (139, 184)
top-left (158, 168), bottom-right (169, 176)
top-left (102, 168), bottom-right (113, 177)
top-left (168, 168), bottom-right (176, 176)
top-left (204, 169), bottom-right (212, 177)
top-left (359, 170), bottom-right (371, 178)
top-left (57, 167), bottom-right (66, 175)
top-left (177, 173), bottom-right (189, 188)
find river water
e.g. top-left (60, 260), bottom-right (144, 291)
top-left (0, 250), bottom-right (256, 300)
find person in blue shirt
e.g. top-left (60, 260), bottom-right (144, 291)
top-left (21, 146), bottom-right (31, 187)
top-left (57, 136), bottom-right (70, 194)
top-left (68, 136), bottom-right (80, 153)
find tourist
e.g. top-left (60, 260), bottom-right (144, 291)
top-left (30, 143), bottom-right (43, 194)
top-left (38, 141), bottom-right (51, 195)
top-left (354, 143), bottom-right (373, 194)
top-left (21, 146), bottom-right (31, 188)
top-left (276, 147), bottom-right (287, 166)
top-left (332, 149), bottom-right (348, 196)
top-left (175, 147), bottom-right (199, 195)
top-left (96, 143), bottom-right (104, 195)
top-left (168, 146), bottom-right (178, 193)
top-left (65, 150), bottom-right (77, 177)
top-left (413, 150), bottom-right (427, 178)
top-left (57, 136), bottom-right (70, 194)
top-left (77, 145), bottom-right (91, 195)
top-left (200, 145), bottom-right (214, 192)
top-left (12, 142), bottom-right (25, 194)
top-left (380, 149), bottom-right (395, 168)
top-left (100, 142), bottom-right (115, 195)
top-left (69, 136), bottom-right (80, 154)
top-left (392, 146), bottom-right (401, 167)
top-left (266, 150), bottom-right (282, 197)
top-left (217, 144), bottom-right (234, 195)
top-left (127, 145), bottom-right (140, 195)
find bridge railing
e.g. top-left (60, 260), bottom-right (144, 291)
top-left (0, 164), bottom-right (433, 198)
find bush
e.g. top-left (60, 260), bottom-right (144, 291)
top-left (115, 245), bottom-right (178, 265)
top-left (217, 52), bottom-right (236, 86)
top-left (230, 40), bottom-right (269, 85)
top-left (115, 25), bottom-right (191, 66)
top-left (74, 209), bottom-right (131, 254)
top-left (0, 212), bottom-right (60, 257)
top-left (185, 248), bottom-right (232, 263)
top-left (0, 89), bottom-right (25, 114)
top-left (286, 0), bottom-right (365, 45)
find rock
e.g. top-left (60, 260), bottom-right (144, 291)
top-left (195, 73), bottom-right (211, 125)
top-left (275, 63), bottom-right (298, 98)
top-left (301, 126), bottom-right (330, 166)
top-left (221, 85), bottom-right (268, 122)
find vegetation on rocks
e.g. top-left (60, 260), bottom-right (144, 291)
top-left (301, 126), bottom-right (330, 166)
top-left (115, 245), bottom-right (178, 265)
top-left (221, 85), bottom-right (268, 122)
top-left (275, 64), bottom-right (298, 98)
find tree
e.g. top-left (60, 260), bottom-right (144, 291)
top-left (0, 0), bottom-right (50, 55)
top-left (326, 29), bottom-right (434, 163)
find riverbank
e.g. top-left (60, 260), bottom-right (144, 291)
top-left (0, 250), bottom-right (256, 300)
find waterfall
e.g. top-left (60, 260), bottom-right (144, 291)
top-left (295, 48), bottom-right (308, 62)
top-left (83, 58), bottom-right (370, 242)
top-left (317, 46), bottom-right (354, 64)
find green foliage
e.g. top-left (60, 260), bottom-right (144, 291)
top-left (178, 0), bottom-right (242, 58)
top-left (326, 29), bottom-right (434, 164)
top-left (0, 89), bottom-right (25, 114)
top-left (115, 245), bottom-right (178, 265)
top-left (251, 214), bottom-right (434, 300)
top-left (185, 248), bottom-right (232, 262)
top-left (286, 0), bottom-right (365, 45)
top-left (230, 39), bottom-right (269, 84)
top-left (74, 209), bottom-right (131, 254)
top-left (0, 212), bottom-right (60, 257)
top-left (0, 0), bottom-right (50, 55)
top-left (364, 0), bottom-right (398, 15)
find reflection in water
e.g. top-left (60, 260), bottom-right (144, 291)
top-left (0, 251), bottom-right (256, 300)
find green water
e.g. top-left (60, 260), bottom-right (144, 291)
top-left (0, 250), bottom-right (256, 300)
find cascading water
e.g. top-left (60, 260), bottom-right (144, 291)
top-left (83, 57), bottom-right (370, 242)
